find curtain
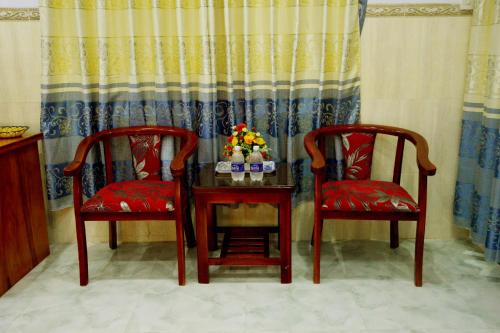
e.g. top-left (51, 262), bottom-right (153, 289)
top-left (454, 0), bottom-right (500, 263)
top-left (41, 0), bottom-right (366, 210)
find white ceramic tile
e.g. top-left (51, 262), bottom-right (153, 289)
top-left (1, 240), bottom-right (500, 333)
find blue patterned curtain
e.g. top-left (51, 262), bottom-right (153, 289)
top-left (41, 1), bottom-right (367, 210)
top-left (454, 0), bottom-right (500, 263)
top-left (359, 0), bottom-right (368, 31)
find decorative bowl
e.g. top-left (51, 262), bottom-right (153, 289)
top-left (0, 126), bottom-right (29, 139)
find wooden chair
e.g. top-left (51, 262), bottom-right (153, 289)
top-left (304, 124), bottom-right (436, 286)
top-left (64, 126), bottom-right (198, 286)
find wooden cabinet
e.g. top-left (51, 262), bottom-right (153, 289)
top-left (0, 133), bottom-right (50, 296)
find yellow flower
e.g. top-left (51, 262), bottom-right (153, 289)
top-left (231, 137), bottom-right (238, 146)
top-left (244, 134), bottom-right (255, 144)
top-left (254, 137), bottom-right (265, 145)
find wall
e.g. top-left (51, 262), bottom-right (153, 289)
top-left (0, 0), bottom-right (37, 7)
top-left (0, 6), bottom-right (471, 243)
top-left (0, 21), bottom-right (40, 130)
top-left (357, 14), bottom-right (471, 241)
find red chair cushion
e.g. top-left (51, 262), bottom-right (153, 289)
top-left (81, 180), bottom-right (175, 213)
top-left (129, 135), bottom-right (162, 180)
top-left (322, 180), bottom-right (419, 212)
top-left (341, 133), bottom-right (376, 180)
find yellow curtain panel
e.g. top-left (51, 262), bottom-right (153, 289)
top-left (41, 0), bottom-right (360, 87)
top-left (40, 0), bottom-right (363, 209)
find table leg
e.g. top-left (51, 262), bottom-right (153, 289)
top-left (207, 204), bottom-right (218, 251)
top-left (279, 196), bottom-right (292, 284)
top-left (277, 205), bottom-right (280, 249)
top-left (195, 198), bottom-right (210, 284)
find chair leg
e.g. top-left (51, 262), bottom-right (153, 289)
top-left (390, 220), bottom-right (399, 249)
top-left (183, 202), bottom-right (196, 249)
top-left (175, 212), bottom-right (186, 286)
top-left (310, 221), bottom-right (324, 246)
top-left (207, 204), bottom-right (218, 251)
top-left (109, 221), bottom-right (117, 249)
top-left (277, 204), bottom-right (280, 248)
top-left (75, 216), bottom-right (89, 286)
top-left (313, 214), bottom-right (323, 284)
top-left (414, 215), bottom-right (426, 287)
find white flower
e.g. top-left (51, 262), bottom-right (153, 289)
top-left (256, 132), bottom-right (261, 137)
top-left (233, 131), bottom-right (238, 136)
top-left (232, 125), bottom-right (236, 129)
top-left (242, 127), bottom-right (248, 132)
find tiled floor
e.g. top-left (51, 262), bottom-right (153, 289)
top-left (1, 239), bottom-right (499, 333)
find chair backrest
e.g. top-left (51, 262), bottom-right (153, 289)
top-left (128, 134), bottom-right (163, 181)
top-left (315, 130), bottom-right (378, 182)
top-left (65, 126), bottom-right (198, 184)
top-left (100, 127), bottom-right (197, 185)
top-left (305, 124), bottom-right (435, 184)
top-left (340, 132), bottom-right (376, 180)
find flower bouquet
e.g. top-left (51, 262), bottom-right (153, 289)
top-left (223, 123), bottom-right (271, 161)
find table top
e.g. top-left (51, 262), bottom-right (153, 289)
top-left (193, 163), bottom-right (295, 190)
top-left (0, 133), bottom-right (42, 155)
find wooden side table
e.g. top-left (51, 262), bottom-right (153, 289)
top-left (193, 163), bottom-right (294, 284)
top-left (0, 133), bottom-right (50, 296)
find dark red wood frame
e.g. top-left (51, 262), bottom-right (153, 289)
top-left (304, 124), bottom-right (437, 286)
top-left (64, 126), bottom-right (198, 286)
top-left (194, 181), bottom-right (293, 284)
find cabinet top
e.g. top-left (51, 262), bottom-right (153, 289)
top-left (0, 133), bottom-right (43, 155)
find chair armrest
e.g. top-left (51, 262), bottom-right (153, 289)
top-left (63, 136), bottom-right (97, 177)
top-left (304, 129), bottom-right (326, 175)
top-left (411, 133), bottom-right (437, 176)
top-left (170, 131), bottom-right (198, 178)
top-left (387, 126), bottom-right (436, 177)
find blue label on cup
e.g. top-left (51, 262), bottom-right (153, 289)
top-left (231, 162), bottom-right (244, 172)
top-left (250, 163), bottom-right (263, 172)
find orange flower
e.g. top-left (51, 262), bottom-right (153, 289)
top-left (244, 133), bottom-right (255, 144)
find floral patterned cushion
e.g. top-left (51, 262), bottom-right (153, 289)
top-left (322, 180), bottom-right (419, 212)
top-left (81, 180), bottom-right (175, 213)
top-left (129, 135), bottom-right (162, 180)
top-left (341, 133), bottom-right (376, 180)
